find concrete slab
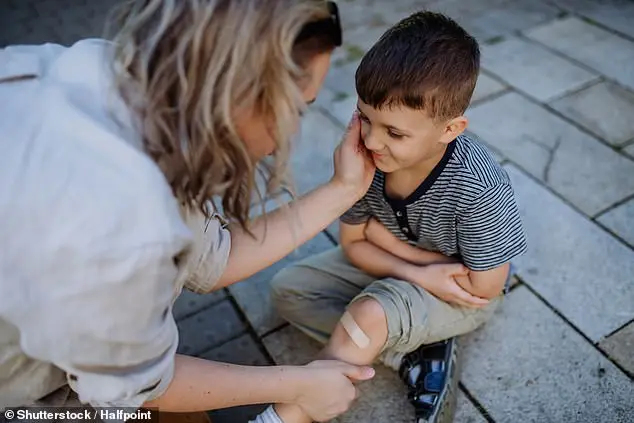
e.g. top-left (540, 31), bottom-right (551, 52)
top-left (597, 197), bottom-right (634, 247)
top-left (290, 109), bottom-right (346, 196)
top-left (461, 286), bottom-right (634, 422)
top-left (200, 333), bottom-right (271, 366)
top-left (228, 232), bottom-right (335, 335)
top-left (502, 163), bottom-right (634, 342)
top-left (455, 391), bottom-right (487, 423)
top-left (551, 81), bottom-right (634, 147)
top-left (426, 0), bottom-right (561, 42)
top-left (549, 0), bottom-right (634, 39)
top-left (176, 300), bottom-right (247, 356)
top-left (173, 288), bottom-right (227, 321)
top-left (624, 143), bottom-right (634, 159)
top-left (525, 17), bottom-right (634, 91)
top-left (481, 36), bottom-right (598, 102)
top-left (467, 92), bottom-right (634, 216)
top-left (0, 0), bottom-right (121, 46)
top-left (315, 85), bottom-right (358, 129)
top-left (471, 73), bottom-right (507, 104)
top-left (336, 0), bottom-right (437, 33)
top-left (599, 322), bottom-right (634, 377)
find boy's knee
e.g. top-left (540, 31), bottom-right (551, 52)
top-left (337, 298), bottom-right (388, 349)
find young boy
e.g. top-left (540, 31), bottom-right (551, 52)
top-left (271, 11), bottom-right (527, 423)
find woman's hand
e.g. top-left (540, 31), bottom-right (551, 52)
top-left (294, 360), bottom-right (375, 422)
top-left (331, 112), bottom-right (376, 201)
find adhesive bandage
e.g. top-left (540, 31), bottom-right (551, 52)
top-left (340, 310), bottom-right (371, 348)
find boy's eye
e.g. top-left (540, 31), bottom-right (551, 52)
top-left (388, 130), bottom-right (404, 139)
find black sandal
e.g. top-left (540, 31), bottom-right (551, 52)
top-left (398, 338), bottom-right (460, 423)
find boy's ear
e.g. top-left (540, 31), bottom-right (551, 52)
top-left (440, 116), bottom-right (468, 144)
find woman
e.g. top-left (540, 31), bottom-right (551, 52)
top-left (0, 0), bottom-right (376, 422)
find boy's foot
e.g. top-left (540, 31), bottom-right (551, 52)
top-left (398, 338), bottom-right (460, 423)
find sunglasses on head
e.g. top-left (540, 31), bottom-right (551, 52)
top-left (295, 1), bottom-right (342, 47)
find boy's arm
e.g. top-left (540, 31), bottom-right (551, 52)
top-left (339, 221), bottom-right (420, 280)
top-left (363, 217), bottom-right (457, 265)
top-left (363, 218), bottom-right (505, 299)
top-left (456, 183), bottom-right (528, 299)
top-left (340, 222), bottom-right (488, 308)
top-left (454, 263), bottom-right (510, 299)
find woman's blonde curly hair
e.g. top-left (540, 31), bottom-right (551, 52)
top-left (108, 0), bottom-right (338, 231)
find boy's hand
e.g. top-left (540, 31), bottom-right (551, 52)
top-left (410, 263), bottom-right (489, 308)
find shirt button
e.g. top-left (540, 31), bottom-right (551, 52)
top-left (396, 211), bottom-right (403, 217)
top-left (401, 227), bottom-right (409, 233)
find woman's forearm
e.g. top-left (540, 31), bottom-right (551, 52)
top-left (217, 180), bottom-right (359, 288)
top-left (142, 354), bottom-right (301, 412)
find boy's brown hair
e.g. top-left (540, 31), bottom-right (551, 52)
top-left (355, 11), bottom-right (480, 122)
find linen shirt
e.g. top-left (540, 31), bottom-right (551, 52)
top-left (0, 39), bottom-right (231, 410)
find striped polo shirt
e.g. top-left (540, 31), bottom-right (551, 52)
top-left (340, 135), bottom-right (527, 272)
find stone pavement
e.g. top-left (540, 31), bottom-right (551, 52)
top-left (2, 0), bottom-right (633, 422)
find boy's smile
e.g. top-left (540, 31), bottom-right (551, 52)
top-left (356, 100), bottom-right (467, 175)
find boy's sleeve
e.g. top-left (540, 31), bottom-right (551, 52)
top-left (457, 183), bottom-right (527, 271)
top-left (339, 197), bottom-right (372, 225)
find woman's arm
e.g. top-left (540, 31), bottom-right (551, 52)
top-left (142, 355), bottom-right (374, 421)
top-left (217, 114), bottom-right (375, 288)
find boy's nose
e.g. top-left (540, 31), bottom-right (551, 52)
top-left (363, 131), bottom-right (384, 152)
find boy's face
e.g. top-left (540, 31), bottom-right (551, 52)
top-left (357, 100), bottom-right (467, 173)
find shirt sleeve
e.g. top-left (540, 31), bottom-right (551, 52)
top-left (179, 206), bottom-right (232, 294)
top-left (340, 197), bottom-right (372, 225)
top-left (456, 183), bottom-right (528, 271)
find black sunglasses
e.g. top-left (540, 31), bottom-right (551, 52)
top-left (295, 1), bottom-right (343, 47)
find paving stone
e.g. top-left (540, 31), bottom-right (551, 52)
top-left (502, 164), bottom-right (634, 342)
top-left (314, 82), bottom-right (358, 130)
top-left (549, 0), bottom-right (634, 39)
top-left (470, 73), bottom-right (507, 104)
top-left (525, 17), bottom-right (634, 91)
top-left (228, 232), bottom-right (335, 335)
top-left (461, 286), bottom-right (634, 422)
top-left (481, 36), bottom-right (598, 102)
top-left (624, 143), bottom-right (634, 159)
top-left (455, 391), bottom-right (487, 423)
top-left (0, 0), bottom-right (122, 46)
top-left (336, 0), bottom-right (437, 32)
top-left (290, 109), bottom-right (346, 196)
top-left (426, 0), bottom-right (561, 42)
top-left (176, 300), bottom-right (247, 356)
top-left (597, 197), bottom-right (634, 247)
top-left (263, 325), bottom-right (412, 423)
top-left (550, 81), bottom-right (634, 147)
top-left (173, 287), bottom-right (227, 321)
top-left (324, 61), bottom-right (358, 103)
top-left (599, 322), bottom-right (634, 376)
top-left (199, 333), bottom-right (271, 366)
top-left (467, 92), bottom-right (634, 216)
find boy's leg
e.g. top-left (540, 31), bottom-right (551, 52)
top-left (318, 278), bottom-right (501, 422)
top-left (270, 247), bottom-right (375, 345)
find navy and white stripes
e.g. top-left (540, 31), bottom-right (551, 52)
top-left (340, 135), bottom-right (527, 271)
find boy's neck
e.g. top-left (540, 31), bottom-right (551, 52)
top-left (385, 143), bottom-right (450, 200)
